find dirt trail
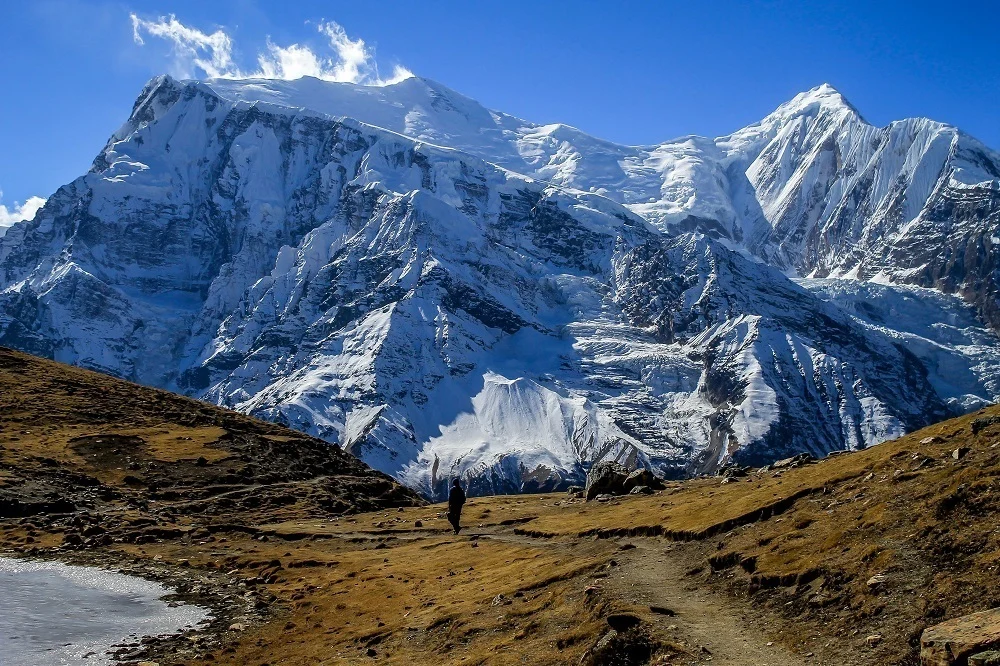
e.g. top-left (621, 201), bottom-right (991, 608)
top-left (352, 524), bottom-right (826, 666)
top-left (604, 540), bottom-right (824, 666)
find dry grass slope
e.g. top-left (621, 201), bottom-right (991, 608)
top-left (2, 346), bottom-right (999, 665)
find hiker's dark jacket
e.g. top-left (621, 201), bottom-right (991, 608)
top-left (448, 485), bottom-right (466, 513)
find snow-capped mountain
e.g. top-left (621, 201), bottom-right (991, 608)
top-left (1, 75), bottom-right (998, 498)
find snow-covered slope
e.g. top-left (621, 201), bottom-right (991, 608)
top-left (0, 74), bottom-right (997, 499)
top-left (198, 79), bottom-right (1000, 287)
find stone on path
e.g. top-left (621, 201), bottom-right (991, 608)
top-left (921, 608), bottom-right (1000, 665)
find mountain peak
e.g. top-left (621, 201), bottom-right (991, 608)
top-left (774, 83), bottom-right (865, 123)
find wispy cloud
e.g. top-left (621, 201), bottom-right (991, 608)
top-left (129, 13), bottom-right (237, 79)
top-left (0, 192), bottom-right (46, 236)
top-left (130, 14), bottom-right (412, 86)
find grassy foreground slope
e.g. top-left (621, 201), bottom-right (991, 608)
top-left (0, 346), bottom-right (422, 520)
top-left (1, 346), bottom-right (999, 665)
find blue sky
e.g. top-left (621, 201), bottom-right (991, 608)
top-left (1, 0), bottom-right (998, 217)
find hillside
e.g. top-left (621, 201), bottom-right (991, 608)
top-left (0, 346), bottom-right (422, 524)
top-left (3, 349), bottom-right (1000, 664)
top-left (1, 75), bottom-right (998, 497)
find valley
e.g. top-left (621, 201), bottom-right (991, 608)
top-left (3, 348), bottom-right (1000, 664)
top-left (3, 9), bottom-right (1000, 666)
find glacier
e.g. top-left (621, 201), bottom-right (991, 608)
top-left (0, 74), bottom-right (998, 498)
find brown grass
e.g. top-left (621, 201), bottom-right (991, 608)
top-left (3, 346), bottom-right (1000, 665)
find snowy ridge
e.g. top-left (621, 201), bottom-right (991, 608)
top-left (0, 74), bottom-right (998, 498)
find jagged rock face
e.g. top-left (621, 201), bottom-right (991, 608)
top-left (736, 94), bottom-right (1000, 335)
top-left (0, 75), bottom-right (998, 499)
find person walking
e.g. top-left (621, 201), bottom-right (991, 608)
top-left (447, 478), bottom-right (466, 534)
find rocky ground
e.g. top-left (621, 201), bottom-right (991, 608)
top-left (3, 347), bottom-right (1000, 664)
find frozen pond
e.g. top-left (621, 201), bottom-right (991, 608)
top-left (0, 557), bottom-right (209, 665)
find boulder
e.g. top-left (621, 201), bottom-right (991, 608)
top-left (970, 652), bottom-right (1000, 666)
top-left (585, 462), bottom-right (630, 500)
top-left (720, 464), bottom-right (750, 479)
top-left (921, 608), bottom-right (1000, 665)
top-left (629, 485), bottom-right (653, 495)
top-left (772, 453), bottom-right (815, 469)
top-left (972, 416), bottom-right (1000, 435)
top-left (622, 468), bottom-right (664, 493)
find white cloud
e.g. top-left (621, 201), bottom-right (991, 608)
top-left (0, 192), bottom-right (46, 236)
top-left (130, 13), bottom-right (237, 79)
top-left (130, 14), bottom-right (412, 86)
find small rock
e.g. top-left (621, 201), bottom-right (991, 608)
top-left (867, 573), bottom-right (889, 588)
top-left (920, 436), bottom-right (941, 445)
top-left (866, 634), bottom-right (882, 647)
top-left (953, 447), bottom-right (971, 460)
top-left (593, 629), bottom-right (618, 653)
top-left (414, 520), bottom-right (423, 528)
top-left (228, 623), bottom-right (245, 631)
